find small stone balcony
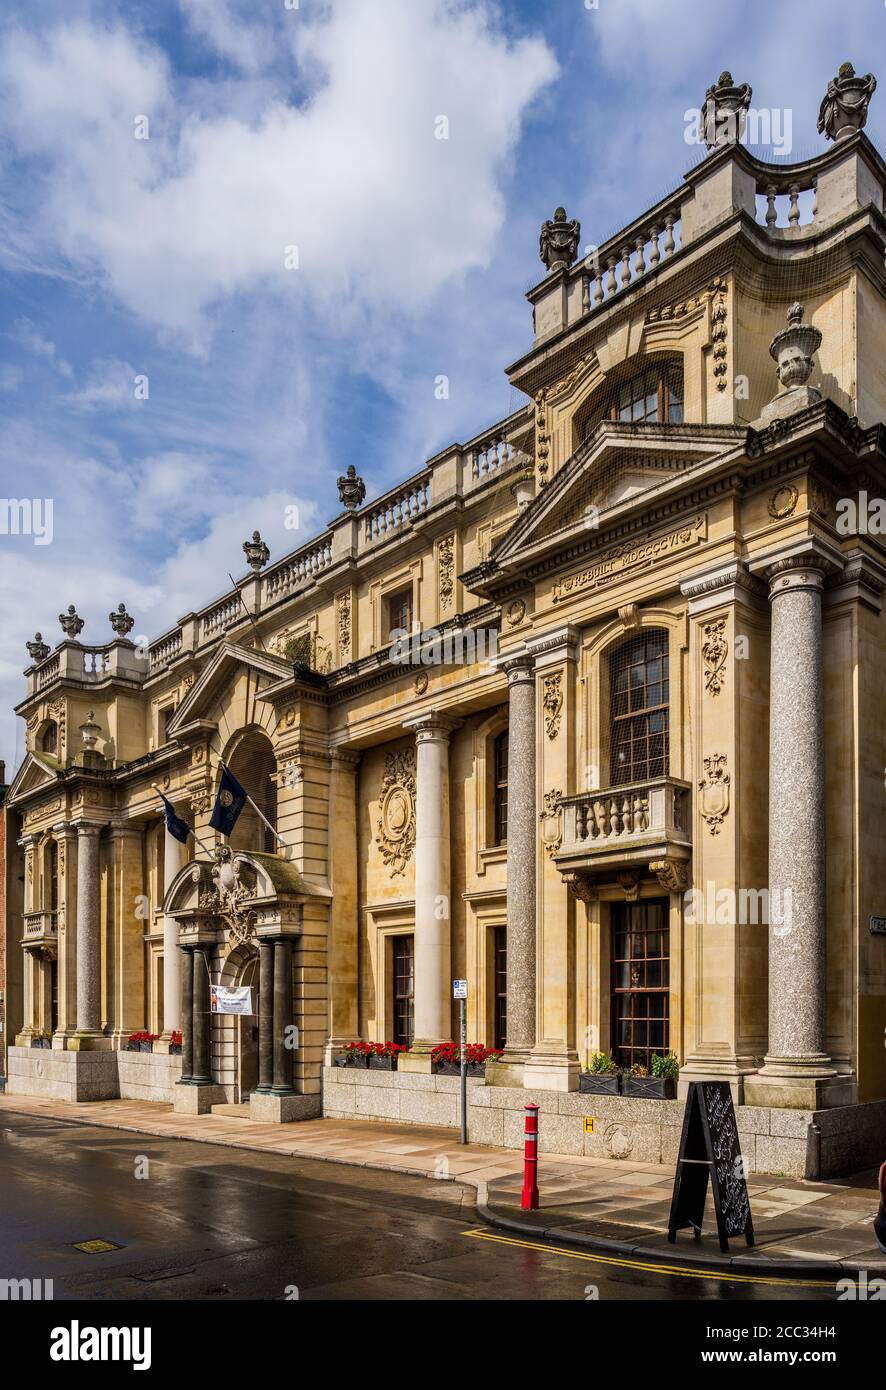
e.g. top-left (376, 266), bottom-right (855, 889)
top-left (22, 910), bottom-right (59, 951)
top-left (553, 776), bottom-right (692, 890)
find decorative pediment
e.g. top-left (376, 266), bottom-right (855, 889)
top-left (479, 421), bottom-right (743, 578)
top-left (6, 751), bottom-right (63, 807)
top-left (166, 641), bottom-right (291, 737)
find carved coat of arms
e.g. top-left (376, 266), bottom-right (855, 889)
top-left (376, 749), bottom-right (416, 877)
top-left (699, 754), bottom-right (730, 835)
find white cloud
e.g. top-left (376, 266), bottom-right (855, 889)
top-left (0, 3), bottom-right (557, 341)
top-left (11, 317), bottom-right (73, 376)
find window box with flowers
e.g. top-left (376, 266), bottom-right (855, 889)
top-left (169, 1030), bottom-right (183, 1056)
top-left (127, 1032), bottom-right (159, 1053)
top-left (30, 1031), bottom-right (52, 1050)
top-left (335, 1041), bottom-right (371, 1069)
top-left (622, 1053), bottom-right (679, 1099)
top-left (368, 1042), bottom-right (408, 1071)
top-left (430, 1043), bottom-right (503, 1077)
top-left (579, 1052), bottom-right (621, 1094)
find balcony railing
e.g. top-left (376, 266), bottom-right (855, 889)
top-left (557, 776), bottom-right (691, 864)
top-left (23, 910), bottom-right (58, 943)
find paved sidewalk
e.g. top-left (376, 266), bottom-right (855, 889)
top-left (1, 1094), bottom-right (883, 1274)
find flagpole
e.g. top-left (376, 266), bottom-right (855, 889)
top-left (151, 784), bottom-right (216, 860)
top-left (218, 760), bottom-right (288, 850)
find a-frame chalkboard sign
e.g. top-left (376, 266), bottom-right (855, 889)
top-left (667, 1081), bottom-right (754, 1253)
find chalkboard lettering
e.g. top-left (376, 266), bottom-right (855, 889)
top-left (667, 1081), bottom-right (754, 1253)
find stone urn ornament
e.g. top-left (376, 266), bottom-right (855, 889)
top-left (58, 604), bottom-right (84, 639)
top-left (758, 304), bottom-right (822, 423)
top-left (337, 464), bottom-right (366, 510)
top-left (26, 632), bottom-right (51, 663)
top-left (79, 710), bottom-right (101, 750)
top-left (108, 602), bottom-right (135, 637)
top-left (539, 207), bottom-right (581, 273)
top-left (703, 71), bottom-right (752, 149)
top-left (771, 302), bottom-right (822, 387)
top-left (242, 530), bottom-right (270, 573)
top-left (818, 62), bottom-right (877, 141)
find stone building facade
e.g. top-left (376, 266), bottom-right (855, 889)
top-left (5, 67), bottom-right (886, 1175)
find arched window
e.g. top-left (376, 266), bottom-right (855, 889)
top-left (492, 730), bottom-right (508, 845)
top-left (609, 629), bottom-right (669, 785)
top-left (583, 359), bottom-right (683, 440)
top-left (226, 731), bottom-right (278, 854)
top-left (41, 721), bottom-right (58, 756)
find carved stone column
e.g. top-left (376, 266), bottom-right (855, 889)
top-left (178, 946), bottom-right (194, 1083)
top-left (191, 945), bottom-right (212, 1084)
top-left (272, 938), bottom-right (295, 1095)
top-left (400, 713), bottom-right (460, 1067)
top-left (488, 654), bottom-right (537, 1086)
top-left (71, 823), bottom-right (105, 1048)
top-left (160, 823), bottom-right (187, 1042)
top-left (256, 939), bottom-right (275, 1093)
top-left (745, 542), bottom-right (851, 1109)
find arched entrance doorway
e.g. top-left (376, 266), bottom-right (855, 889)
top-left (221, 942), bottom-right (260, 1104)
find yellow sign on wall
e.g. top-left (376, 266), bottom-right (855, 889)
top-left (583, 1117), bottom-right (596, 1134)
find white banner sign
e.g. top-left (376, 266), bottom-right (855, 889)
top-left (210, 985), bottom-right (254, 1016)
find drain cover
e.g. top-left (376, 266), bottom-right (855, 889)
top-left (72, 1239), bottom-right (123, 1254)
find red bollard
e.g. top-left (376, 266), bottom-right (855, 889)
top-left (521, 1102), bottom-right (540, 1210)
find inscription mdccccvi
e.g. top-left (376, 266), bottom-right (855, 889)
top-left (552, 513), bottom-right (708, 604)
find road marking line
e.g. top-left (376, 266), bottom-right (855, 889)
top-left (461, 1228), bottom-right (834, 1288)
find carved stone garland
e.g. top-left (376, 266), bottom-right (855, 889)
top-left (336, 591), bottom-right (352, 664)
top-left (376, 748), bottom-right (417, 877)
top-left (438, 535), bottom-right (455, 613)
top-left (542, 673), bottom-right (563, 740)
top-left (701, 617), bottom-right (728, 697)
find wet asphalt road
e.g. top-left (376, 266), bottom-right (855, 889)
top-left (0, 1111), bottom-right (840, 1302)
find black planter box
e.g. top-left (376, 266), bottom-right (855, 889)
top-left (139, 1042), bottom-right (154, 1053)
top-left (368, 1055), bottom-right (398, 1071)
top-left (170, 1045), bottom-right (182, 1056)
top-left (579, 1072), bottom-right (620, 1095)
top-left (30, 1039), bottom-right (51, 1050)
top-left (622, 1075), bottom-right (676, 1099)
top-left (434, 1060), bottom-right (486, 1077)
top-left (340, 1054), bottom-right (369, 1069)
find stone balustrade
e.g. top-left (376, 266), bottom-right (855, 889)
top-left (581, 200), bottom-right (684, 317)
top-left (558, 776), bottom-right (691, 863)
top-left (363, 472), bottom-right (431, 542)
top-left (263, 534), bottom-right (333, 601)
top-left (148, 630), bottom-right (183, 671)
top-left (22, 910), bottom-right (58, 946)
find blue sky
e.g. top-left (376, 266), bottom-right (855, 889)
top-left (1, 0), bottom-right (883, 770)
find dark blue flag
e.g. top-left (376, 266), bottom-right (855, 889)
top-left (159, 791), bottom-right (192, 845)
top-left (210, 764), bottom-right (248, 836)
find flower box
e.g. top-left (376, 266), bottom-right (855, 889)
top-left (169, 1044), bottom-right (182, 1056)
top-left (434, 1059), bottom-right (486, 1077)
top-left (579, 1072), bottom-right (620, 1095)
top-left (623, 1075), bottom-right (676, 1100)
top-left (340, 1053), bottom-right (369, 1069)
top-left (368, 1054), bottom-right (399, 1071)
top-left (30, 1038), bottom-right (51, 1050)
top-left (139, 1042), bottom-right (154, 1053)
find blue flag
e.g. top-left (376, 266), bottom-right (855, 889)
top-left (159, 792), bottom-right (192, 845)
top-left (210, 764), bottom-right (248, 837)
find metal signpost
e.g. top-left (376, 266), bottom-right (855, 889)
top-left (453, 979), bottom-right (468, 1144)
